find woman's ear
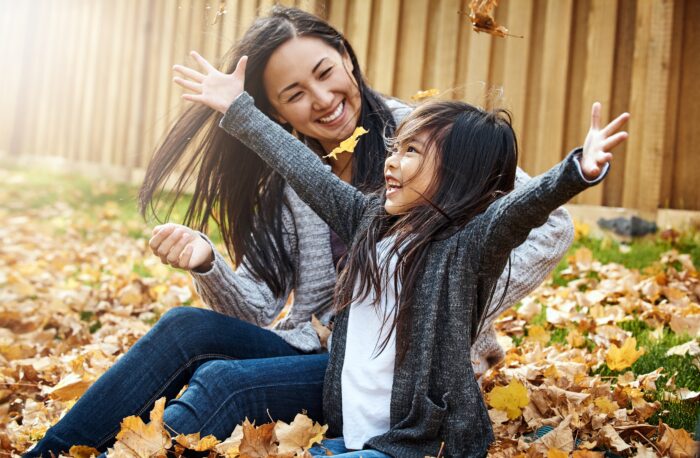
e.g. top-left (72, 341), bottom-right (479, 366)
top-left (341, 51), bottom-right (354, 73)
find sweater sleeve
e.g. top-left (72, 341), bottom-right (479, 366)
top-left (219, 92), bottom-right (370, 245)
top-left (188, 202), bottom-right (297, 327)
top-left (470, 149), bottom-right (606, 279)
top-left (480, 168), bottom-right (574, 325)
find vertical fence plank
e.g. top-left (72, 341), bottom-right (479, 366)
top-left (367, 0), bottom-right (400, 94)
top-left (658, 0), bottom-right (684, 209)
top-left (671, 0), bottom-right (699, 209)
top-left (499, 0), bottom-right (533, 143)
top-left (423, 0), bottom-right (461, 92)
top-left (603, 0), bottom-right (636, 207)
top-left (237, 0), bottom-right (258, 41)
top-left (576, 0), bottom-right (619, 206)
top-left (623, 0), bottom-right (675, 212)
top-left (531, 0), bottom-right (573, 174)
top-left (218, 0), bottom-right (239, 57)
top-left (345, 0), bottom-right (373, 71)
top-left (32, 1), bottom-right (58, 156)
top-left (393, 0), bottom-right (430, 100)
top-left (327, 0), bottom-right (348, 33)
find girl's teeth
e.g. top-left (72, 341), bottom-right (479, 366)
top-left (319, 102), bottom-right (344, 123)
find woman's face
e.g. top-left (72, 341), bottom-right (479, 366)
top-left (263, 36), bottom-right (362, 153)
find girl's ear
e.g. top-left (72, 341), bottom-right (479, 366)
top-left (274, 113), bottom-right (289, 125)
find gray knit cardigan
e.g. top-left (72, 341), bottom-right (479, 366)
top-left (191, 98), bottom-right (573, 375)
top-left (220, 92), bottom-right (601, 457)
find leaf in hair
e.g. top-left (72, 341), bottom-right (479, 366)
top-left (410, 88), bottom-right (440, 102)
top-left (323, 127), bottom-right (369, 161)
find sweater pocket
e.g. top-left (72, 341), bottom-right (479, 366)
top-left (391, 391), bottom-right (451, 441)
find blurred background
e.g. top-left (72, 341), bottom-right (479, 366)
top-left (0, 0), bottom-right (697, 214)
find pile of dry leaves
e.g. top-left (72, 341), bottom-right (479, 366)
top-left (1, 167), bottom-right (699, 457)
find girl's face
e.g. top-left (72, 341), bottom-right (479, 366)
top-left (263, 36), bottom-right (362, 153)
top-left (383, 131), bottom-right (438, 215)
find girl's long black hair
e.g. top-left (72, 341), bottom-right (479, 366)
top-left (335, 101), bottom-right (519, 365)
top-left (139, 6), bottom-right (396, 297)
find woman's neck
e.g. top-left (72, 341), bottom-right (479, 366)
top-left (329, 154), bottom-right (353, 183)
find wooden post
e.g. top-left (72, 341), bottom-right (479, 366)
top-left (622, 0), bottom-right (675, 212)
top-left (393, 0), bottom-right (430, 100)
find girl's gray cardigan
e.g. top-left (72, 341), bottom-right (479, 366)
top-left (192, 99), bottom-right (573, 375)
top-left (221, 92), bottom-right (603, 457)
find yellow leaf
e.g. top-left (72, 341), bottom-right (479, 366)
top-left (486, 379), bottom-right (529, 420)
top-left (547, 448), bottom-right (568, 458)
top-left (606, 337), bottom-right (645, 371)
top-left (593, 397), bottom-right (618, 415)
top-left (174, 432), bottom-right (220, 451)
top-left (311, 315), bottom-right (331, 350)
top-left (323, 127), bottom-right (369, 161)
top-left (274, 413), bottom-right (328, 454)
top-left (527, 325), bottom-right (550, 346)
top-left (410, 88), bottom-right (440, 101)
top-left (46, 372), bottom-right (93, 401)
top-left (69, 445), bottom-right (100, 458)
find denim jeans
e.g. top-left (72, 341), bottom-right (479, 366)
top-left (308, 438), bottom-right (391, 457)
top-left (25, 307), bottom-right (328, 457)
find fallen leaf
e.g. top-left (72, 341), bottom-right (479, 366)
top-left (239, 419), bottom-right (277, 458)
top-left (273, 413), bottom-right (327, 455)
top-left (606, 337), bottom-right (645, 371)
top-left (657, 421), bottom-right (699, 458)
top-left (109, 398), bottom-right (170, 458)
top-left (486, 379), bottom-right (529, 420)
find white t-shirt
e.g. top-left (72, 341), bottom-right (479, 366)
top-left (341, 236), bottom-right (401, 449)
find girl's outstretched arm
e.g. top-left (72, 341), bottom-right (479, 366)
top-left (471, 103), bottom-right (629, 276)
top-left (173, 53), bottom-right (369, 244)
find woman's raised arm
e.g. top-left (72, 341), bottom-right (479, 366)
top-left (174, 53), bottom-right (370, 244)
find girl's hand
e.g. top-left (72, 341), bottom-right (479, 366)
top-left (173, 52), bottom-right (248, 114)
top-left (580, 102), bottom-right (630, 180)
top-left (149, 223), bottom-right (214, 271)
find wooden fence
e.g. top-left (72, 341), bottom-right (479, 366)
top-left (0, 0), bottom-right (697, 213)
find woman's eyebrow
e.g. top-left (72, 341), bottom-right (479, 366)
top-left (277, 57), bottom-right (328, 99)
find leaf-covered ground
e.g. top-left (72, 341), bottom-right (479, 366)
top-left (1, 166), bottom-right (699, 457)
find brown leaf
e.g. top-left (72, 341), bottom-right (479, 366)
top-left (657, 422), bottom-right (699, 458)
top-left (69, 445), bottom-right (101, 458)
top-left (239, 419), bottom-right (277, 458)
top-left (467, 0), bottom-right (511, 37)
top-left (311, 315), bottom-right (331, 350)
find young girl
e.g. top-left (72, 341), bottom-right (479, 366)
top-left (178, 55), bottom-right (629, 457)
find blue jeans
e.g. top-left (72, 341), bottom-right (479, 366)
top-left (309, 438), bottom-right (391, 457)
top-left (25, 307), bottom-right (328, 457)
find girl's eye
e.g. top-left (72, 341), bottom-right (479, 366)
top-left (288, 92), bottom-right (303, 102)
top-left (319, 67), bottom-right (333, 79)
top-left (406, 146), bottom-right (418, 154)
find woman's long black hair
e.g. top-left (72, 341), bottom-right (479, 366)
top-left (336, 100), bottom-right (519, 365)
top-left (139, 6), bottom-right (396, 297)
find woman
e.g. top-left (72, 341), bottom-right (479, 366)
top-left (26, 6), bottom-right (572, 456)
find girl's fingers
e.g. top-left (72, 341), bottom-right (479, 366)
top-left (601, 131), bottom-right (629, 152)
top-left (190, 50), bottom-right (216, 73)
top-left (173, 64), bottom-right (205, 83)
top-left (182, 93), bottom-right (206, 104)
top-left (173, 76), bottom-right (202, 94)
top-left (179, 245), bottom-right (194, 269)
top-left (590, 102), bottom-right (602, 131)
top-left (149, 224), bottom-right (175, 250)
top-left (601, 112), bottom-right (630, 137)
top-left (158, 229), bottom-right (184, 257)
top-left (167, 233), bottom-right (191, 264)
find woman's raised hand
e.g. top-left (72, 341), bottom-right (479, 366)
top-left (173, 52), bottom-right (248, 114)
top-left (580, 102), bottom-right (630, 180)
top-left (149, 223), bottom-right (214, 271)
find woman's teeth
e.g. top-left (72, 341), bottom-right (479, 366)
top-left (319, 102), bottom-right (344, 124)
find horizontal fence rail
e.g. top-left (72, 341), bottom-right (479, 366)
top-left (0, 0), bottom-right (697, 212)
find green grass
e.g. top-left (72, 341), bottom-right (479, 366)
top-left (591, 320), bottom-right (700, 434)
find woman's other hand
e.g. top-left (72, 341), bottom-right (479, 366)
top-left (149, 223), bottom-right (214, 271)
top-left (173, 52), bottom-right (248, 114)
top-left (580, 102), bottom-right (630, 180)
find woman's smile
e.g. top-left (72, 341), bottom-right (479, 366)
top-left (317, 100), bottom-right (345, 125)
